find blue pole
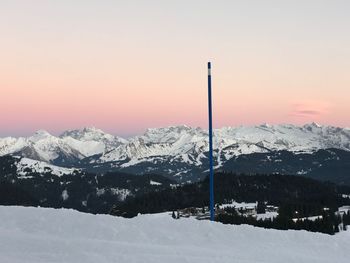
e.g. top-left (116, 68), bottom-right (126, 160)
top-left (207, 62), bottom-right (214, 221)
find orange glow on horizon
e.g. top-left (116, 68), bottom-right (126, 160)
top-left (0, 1), bottom-right (349, 136)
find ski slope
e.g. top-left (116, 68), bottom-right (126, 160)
top-left (0, 206), bottom-right (348, 263)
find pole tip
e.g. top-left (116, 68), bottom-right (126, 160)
top-left (208, 62), bottom-right (211, 69)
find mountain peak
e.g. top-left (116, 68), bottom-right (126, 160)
top-left (303, 122), bottom-right (323, 132)
top-left (60, 127), bottom-right (109, 140)
top-left (59, 127), bottom-right (127, 151)
top-left (310, 122), bottom-right (322, 128)
top-left (259, 123), bottom-right (272, 128)
top-left (81, 127), bottom-right (104, 133)
top-left (145, 125), bottom-right (198, 134)
top-left (29, 130), bottom-right (53, 142)
top-left (34, 129), bottom-right (51, 135)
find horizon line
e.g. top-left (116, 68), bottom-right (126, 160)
top-left (1, 122), bottom-right (349, 138)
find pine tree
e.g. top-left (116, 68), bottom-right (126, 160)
top-left (334, 225), bottom-right (339, 233)
top-left (257, 201), bottom-right (266, 214)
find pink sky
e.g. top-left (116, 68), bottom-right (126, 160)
top-left (0, 1), bottom-right (349, 137)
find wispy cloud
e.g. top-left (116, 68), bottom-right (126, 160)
top-left (289, 101), bottom-right (331, 119)
top-left (291, 109), bottom-right (322, 117)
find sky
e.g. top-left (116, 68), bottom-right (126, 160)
top-left (0, 0), bottom-right (349, 137)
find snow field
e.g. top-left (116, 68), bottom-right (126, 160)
top-left (0, 206), bottom-right (349, 263)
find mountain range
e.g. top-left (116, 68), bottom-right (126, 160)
top-left (1, 123), bottom-right (350, 183)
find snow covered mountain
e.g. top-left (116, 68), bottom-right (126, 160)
top-left (0, 206), bottom-right (348, 263)
top-left (101, 123), bottom-right (350, 164)
top-left (86, 123), bottom-right (350, 181)
top-left (0, 130), bottom-right (84, 165)
top-left (1, 123), bottom-right (350, 181)
top-left (0, 128), bottom-right (126, 165)
top-left (60, 127), bottom-right (127, 156)
top-left (97, 123), bottom-right (350, 167)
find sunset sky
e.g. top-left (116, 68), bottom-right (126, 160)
top-left (0, 1), bottom-right (349, 137)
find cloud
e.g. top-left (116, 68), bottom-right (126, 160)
top-left (288, 101), bottom-right (331, 118)
top-left (292, 109), bottom-right (322, 116)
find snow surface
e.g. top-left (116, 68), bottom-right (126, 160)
top-left (61, 190), bottom-right (69, 201)
top-left (96, 187), bottom-right (131, 201)
top-left (60, 127), bottom-right (127, 155)
top-left (256, 211), bottom-right (279, 220)
top-left (292, 215), bottom-right (323, 222)
top-left (0, 206), bottom-right (349, 263)
top-left (17, 157), bottom-right (79, 177)
top-left (150, 180), bottom-right (162, 185)
top-left (338, 206), bottom-right (350, 214)
top-left (219, 201), bottom-right (257, 210)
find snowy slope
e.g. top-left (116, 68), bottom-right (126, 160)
top-left (16, 157), bottom-right (80, 177)
top-left (60, 127), bottom-right (127, 156)
top-left (0, 206), bottom-right (348, 263)
top-left (27, 130), bottom-right (85, 162)
top-left (0, 130), bottom-right (84, 163)
top-left (100, 125), bottom-right (208, 165)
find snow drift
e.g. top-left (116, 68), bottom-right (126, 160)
top-left (0, 206), bottom-right (348, 263)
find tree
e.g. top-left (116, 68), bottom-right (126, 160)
top-left (257, 201), bottom-right (266, 214)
